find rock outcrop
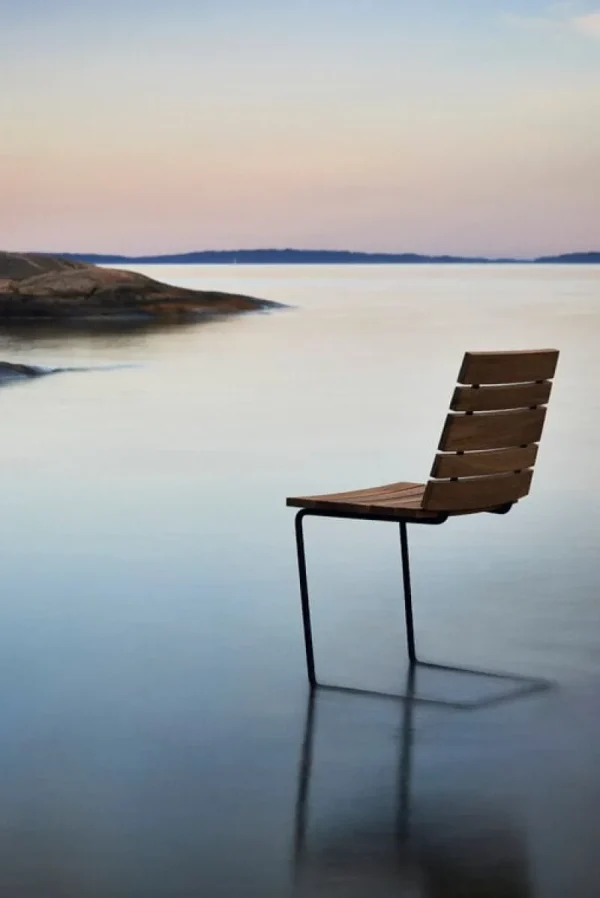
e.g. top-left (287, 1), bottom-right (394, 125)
top-left (0, 251), bottom-right (90, 282)
top-left (0, 253), bottom-right (275, 320)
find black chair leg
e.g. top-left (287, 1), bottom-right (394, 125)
top-left (295, 510), bottom-right (316, 687)
top-left (399, 521), bottom-right (417, 665)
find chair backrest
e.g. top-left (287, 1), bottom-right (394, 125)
top-left (422, 349), bottom-right (559, 513)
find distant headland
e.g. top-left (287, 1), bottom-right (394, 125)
top-left (53, 249), bottom-right (600, 265)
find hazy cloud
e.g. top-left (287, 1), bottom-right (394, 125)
top-left (501, 14), bottom-right (561, 31)
top-left (573, 10), bottom-right (600, 37)
top-left (503, 5), bottom-right (600, 40)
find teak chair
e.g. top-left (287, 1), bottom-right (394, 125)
top-left (287, 349), bottom-right (559, 706)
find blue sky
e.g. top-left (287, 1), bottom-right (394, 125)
top-left (2, 0), bottom-right (599, 255)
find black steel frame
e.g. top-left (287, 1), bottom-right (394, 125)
top-left (294, 507), bottom-right (551, 709)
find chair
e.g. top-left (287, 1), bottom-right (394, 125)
top-left (287, 349), bottom-right (559, 704)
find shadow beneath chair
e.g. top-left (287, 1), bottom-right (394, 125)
top-left (293, 673), bottom-right (535, 896)
top-left (316, 658), bottom-right (553, 711)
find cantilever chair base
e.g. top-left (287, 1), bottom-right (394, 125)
top-left (290, 505), bottom-right (551, 711)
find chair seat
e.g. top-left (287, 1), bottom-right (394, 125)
top-left (287, 481), bottom-right (441, 520)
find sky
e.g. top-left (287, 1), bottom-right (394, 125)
top-left (1, 0), bottom-right (599, 257)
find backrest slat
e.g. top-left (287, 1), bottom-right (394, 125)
top-left (422, 348), bottom-right (558, 513)
top-left (424, 471), bottom-right (533, 512)
top-left (451, 381), bottom-right (551, 412)
top-left (438, 407), bottom-right (546, 452)
top-left (458, 349), bottom-right (559, 385)
top-left (431, 445), bottom-right (538, 479)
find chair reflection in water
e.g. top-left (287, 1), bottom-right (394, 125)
top-left (293, 679), bottom-right (533, 897)
top-left (287, 349), bottom-right (559, 706)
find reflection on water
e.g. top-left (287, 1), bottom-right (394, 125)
top-left (0, 264), bottom-right (597, 895)
top-left (294, 679), bottom-right (532, 898)
top-left (0, 310), bottom-right (241, 351)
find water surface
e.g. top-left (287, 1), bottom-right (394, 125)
top-left (0, 264), bottom-right (598, 896)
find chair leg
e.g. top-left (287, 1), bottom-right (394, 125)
top-left (399, 521), bottom-right (417, 665)
top-left (295, 510), bottom-right (317, 686)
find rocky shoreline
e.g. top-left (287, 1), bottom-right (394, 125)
top-left (0, 361), bottom-right (47, 381)
top-left (0, 252), bottom-right (278, 321)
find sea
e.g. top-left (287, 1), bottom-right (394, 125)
top-left (0, 263), bottom-right (598, 896)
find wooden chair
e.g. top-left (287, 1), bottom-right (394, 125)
top-left (287, 349), bottom-right (559, 704)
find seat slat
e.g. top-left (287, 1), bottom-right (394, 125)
top-left (431, 445), bottom-right (538, 478)
top-left (287, 481), bottom-right (424, 507)
top-left (458, 350), bottom-right (559, 385)
top-left (286, 481), bottom-right (440, 519)
top-left (439, 407), bottom-right (546, 451)
top-left (451, 381), bottom-right (551, 412)
top-left (423, 470), bottom-right (533, 512)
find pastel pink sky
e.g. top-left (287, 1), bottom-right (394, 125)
top-left (2, 1), bottom-right (599, 257)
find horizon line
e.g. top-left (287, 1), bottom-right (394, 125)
top-left (34, 247), bottom-right (600, 262)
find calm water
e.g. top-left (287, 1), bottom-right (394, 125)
top-left (0, 264), bottom-right (598, 896)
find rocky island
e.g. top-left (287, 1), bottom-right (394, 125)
top-left (0, 252), bottom-right (275, 320)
